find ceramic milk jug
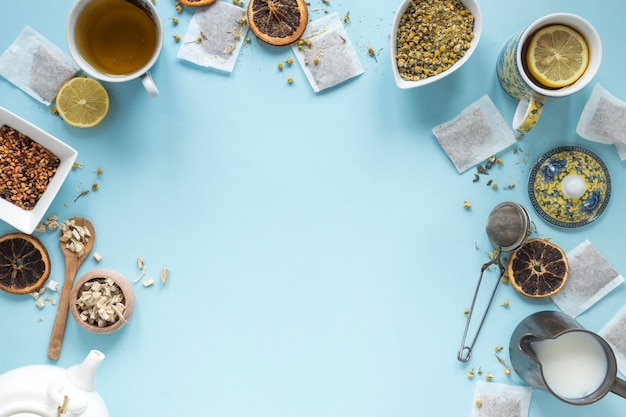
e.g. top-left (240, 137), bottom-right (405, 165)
top-left (0, 350), bottom-right (110, 417)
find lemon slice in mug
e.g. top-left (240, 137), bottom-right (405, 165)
top-left (526, 24), bottom-right (589, 88)
top-left (56, 77), bottom-right (110, 128)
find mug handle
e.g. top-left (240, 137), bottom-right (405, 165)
top-left (140, 72), bottom-right (159, 97)
top-left (512, 98), bottom-right (544, 139)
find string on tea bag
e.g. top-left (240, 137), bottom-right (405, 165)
top-left (291, 13), bottom-right (364, 93)
top-left (0, 26), bottom-right (78, 105)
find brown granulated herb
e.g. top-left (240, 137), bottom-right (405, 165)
top-left (395, 0), bottom-right (474, 81)
top-left (0, 125), bottom-right (60, 210)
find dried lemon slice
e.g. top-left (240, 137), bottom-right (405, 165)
top-left (526, 24), bottom-right (589, 88)
top-left (178, 0), bottom-right (217, 6)
top-left (507, 238), bottom-right (569, 298)
top-left (56, 77), bottom-right (110, 128)
top-left (247, 0), bottom-right (308, 46)
top-left (0, 233), bottom-right (51, 295)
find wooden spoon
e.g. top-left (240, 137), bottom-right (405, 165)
top-left (48, 216), bottom-right (96, 361)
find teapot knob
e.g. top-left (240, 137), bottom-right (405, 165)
top-left (47, 380), bottom-right (88, 416)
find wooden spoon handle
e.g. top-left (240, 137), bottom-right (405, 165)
top-left (48, 261), bottom-right (79, 360)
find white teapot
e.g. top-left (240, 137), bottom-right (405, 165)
top-left (0, 350), bottom-right (110, 417)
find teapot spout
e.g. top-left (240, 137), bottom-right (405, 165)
top-left (67, 350), bottom-right (105, 392)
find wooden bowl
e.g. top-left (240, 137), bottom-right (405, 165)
top-left (70, 269), bottom-right (135, 334)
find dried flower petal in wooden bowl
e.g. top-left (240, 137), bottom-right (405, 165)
top-left (70, 269), bottom-right (135, 334)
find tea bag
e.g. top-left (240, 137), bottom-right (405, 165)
top-left (291, 13), bottom-right (364, 93)
top-left (177, 1), bottom-right (248, 73)
top-left (432, 95), bottom-right (516, 173)
top-left (577, 84), bottom-right (626, 144)
top-left (599, 304), bottom-right (626, 375)
top-left (0, 26), bottom-right (78, 105)
top-left (615, 141), bottom-right (626, 162)
top-left (552, 240), bottom-right (624, 317)
top-left (471, 381), bottom-right (532, 417)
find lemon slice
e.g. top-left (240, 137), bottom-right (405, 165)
top-left (56, 77), bottom-right (110, 128)
top-left (526, 24), bottom-right (589, 88)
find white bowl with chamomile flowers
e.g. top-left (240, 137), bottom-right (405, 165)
top-left (390, 0), bottom-right (482, 89)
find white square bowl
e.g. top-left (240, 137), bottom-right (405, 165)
top-left (390, 0), bottom-right (482, 89)
top-left (0, 107), bottom-right (77, 234)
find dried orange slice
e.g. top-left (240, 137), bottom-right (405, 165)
top-left (0, 233), bottom-right (51, 295)
top-left (247, 0), bottom-right (308, 46)
top-left (178, 0), bottom-right (217, 6)
top-left (507, 238), bottom-right (569, 298)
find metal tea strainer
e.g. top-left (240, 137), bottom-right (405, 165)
top-left (457, 201), bottom-right (533, 362)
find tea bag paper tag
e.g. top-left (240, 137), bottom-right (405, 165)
top-left (552, 240), bottom-right (624, 317)
top-left (432, 95), bottom-right (516, 173)
top-left (291, 13), bottom-right (364, 93)
top-left (576, 83), bottom-right (626, 160)
top-left (599, 304), bottom-right (626, 375)
top-left (177, 1), bottom-right (248, 73)
top-left (0, 26), bottom-right (78, 105)
top-left (471, 381), bottom-right (532, 417)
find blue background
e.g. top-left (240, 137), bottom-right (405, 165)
top-left (1, 1), bottom-right (625, 416)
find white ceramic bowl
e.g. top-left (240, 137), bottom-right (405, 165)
top-left (390, 0), bottom-right (482, 89)
top-left (0, 107), bottom-right (77, 234)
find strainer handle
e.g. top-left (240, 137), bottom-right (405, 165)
top-left (457, 253), bottom-right (505, 362)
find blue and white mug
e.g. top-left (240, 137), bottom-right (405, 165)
top-left (496, 13), bottom-right (602, 137)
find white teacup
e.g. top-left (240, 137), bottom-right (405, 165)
top-left (66, 0), bottom-right (163, 97)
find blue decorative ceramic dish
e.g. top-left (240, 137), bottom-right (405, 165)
top-left (528, 146), bottom-right (611, 228)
